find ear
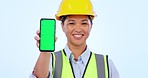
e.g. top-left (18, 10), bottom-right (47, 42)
top-left (61, 22), bottom-right (65, 33)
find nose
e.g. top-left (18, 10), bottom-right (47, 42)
top-left (74, 24), bottom-right (82, 33)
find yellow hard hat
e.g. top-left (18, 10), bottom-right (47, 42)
top-left (55, 0), bottom-right (96, 20)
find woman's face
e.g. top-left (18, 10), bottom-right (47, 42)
top-left (62, 15), bottom-right (92, 46)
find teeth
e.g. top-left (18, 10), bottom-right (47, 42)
top-left (74, 34), bottom-right (82, 38)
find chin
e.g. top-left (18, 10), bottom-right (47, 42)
top-left (72, 41), bottom-right (85, 46)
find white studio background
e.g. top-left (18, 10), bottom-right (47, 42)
top-left (0, 0), bottom-right (148, 78)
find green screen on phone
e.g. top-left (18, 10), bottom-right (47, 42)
top-left (40, 18), bottom-right (55, 52)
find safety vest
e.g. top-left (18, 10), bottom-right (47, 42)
top-left (50, 49), bottom-right (109, 78)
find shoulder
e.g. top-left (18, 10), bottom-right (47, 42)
top-left (93, 53), bottom-right (108, 59)
top-left (51, 50), bottom-right (62, 56)
top-left (53, 50), bottom-right (62, 53)
top-left (93, 52), bottom-right (120, 78)
top-left (108, 59), bottom-right (120, 78)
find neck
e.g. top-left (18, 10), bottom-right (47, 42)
top-left (67, 43), bottom-right (87, 60)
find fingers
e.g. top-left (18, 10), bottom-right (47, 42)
top-left (35, 30), bottom-right (40, 48)
top-left (34, 36), bottom-right (40, 48)
top-left (34, 36), bottom-right (40, 41)
top-left (36, 30), bottom-right (40, 36)
top-left (36, 42), bottom-right (39, 48)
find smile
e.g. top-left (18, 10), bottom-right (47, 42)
top-left (73, 34), bottom-right (84, 39)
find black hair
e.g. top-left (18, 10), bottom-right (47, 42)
top-left (60, 15), bottom-right (93, 25)
top-left (60, 16), bottom-right (67, 24)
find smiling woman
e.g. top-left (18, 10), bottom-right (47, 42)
top-left (0, 0), bottom-right (147, 78)
top-left (31, 0), bottom-right (119, 78)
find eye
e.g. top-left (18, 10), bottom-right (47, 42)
top-left (69, 22), bottom-right (75, 25)
top-left (82, 22), bottom-right (88, 25)
top-left (68, 22), bottom-right (75, 25)
top-left (81, 21), bottom-right (89, 26)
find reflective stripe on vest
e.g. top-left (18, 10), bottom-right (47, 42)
top-left (52, 49), bottom-right (109, 78)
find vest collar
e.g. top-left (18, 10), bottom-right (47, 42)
top-left (64, 44), bottom-right (91, 65)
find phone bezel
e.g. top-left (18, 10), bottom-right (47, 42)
top-left (39, 18), bottom-right (56, 52)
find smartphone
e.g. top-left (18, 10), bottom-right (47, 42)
top-left (39, 18), bottom-right (56, 52)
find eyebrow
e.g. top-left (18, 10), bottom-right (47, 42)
top-left (68, 20), bottom-right (75, 22)
top-left (82, 19), bottom-right (88, 22)
top-left (67, 19), bottom-right (88, 22)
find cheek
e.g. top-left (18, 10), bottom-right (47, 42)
top-left (65, 26), bottom-right (74, 33)
top-left (88, 28), bottom-right (92, 33)
top-left (84, 27), bottom-right (92, 34)
top-left (63, 26), bottom-right (72, 37)
top-left (62, 26), bottom-right (68, 33)
top-left (88, 26), bottom-right (92, 34)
